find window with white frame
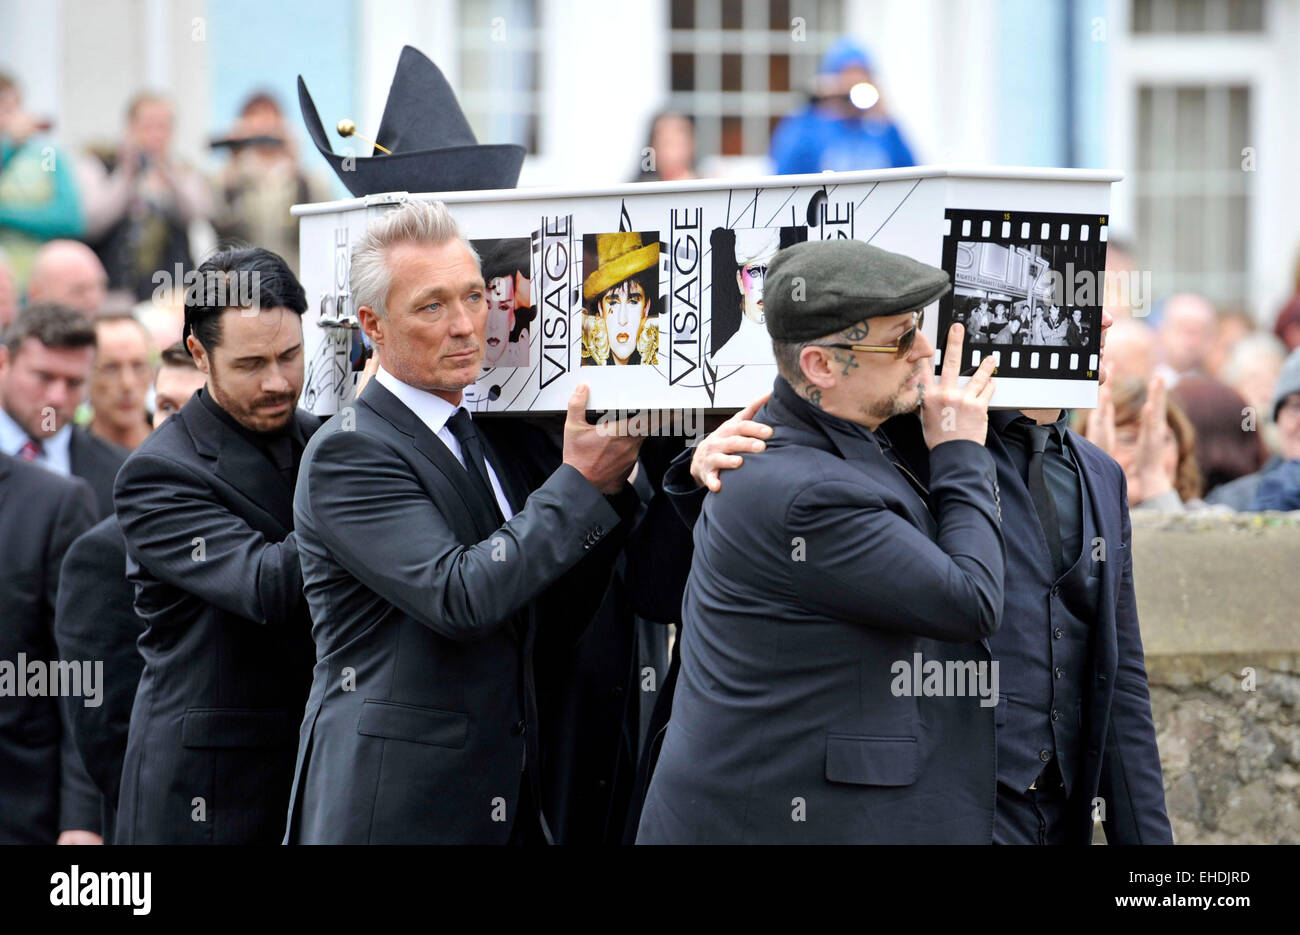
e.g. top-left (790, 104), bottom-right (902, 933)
top-left (1132, 84), bottom-right (1252, 306)
top-left (1127, 0), bottom-right (1265, 309)
top-left (457, 0), bottom-right (541, 154)
top-left (1131, 0), bottom-right (1264, 33)
top-left (668, 0), bottom-right (845, 159)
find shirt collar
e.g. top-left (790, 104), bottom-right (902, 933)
top-left (990, 408), bottom-right (1071, 445)
top-left (197, 386), bottom-right (298, 450)
top-left (0, 405), bottom-right (73, 465)
top-left (374, 365), bottom-right (464, 436)
top-left (0, 406), bottom-right (28, 456)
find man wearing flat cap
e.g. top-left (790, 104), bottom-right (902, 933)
top-left (679, 246), bottom-right (1173, 844)
top-left (636, 239), bottom-right (1006, 844)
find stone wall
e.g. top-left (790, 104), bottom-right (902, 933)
top-left (1131, 511), bottom-right (1300, 844)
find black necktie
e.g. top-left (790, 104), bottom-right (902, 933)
top-left (446, 409), bottom-right (504, 522)
top-left (1018, 422), bottom-right (1065, 575)
top-left (266, 434), bottom-right (296, 489)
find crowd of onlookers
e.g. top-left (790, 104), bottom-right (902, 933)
top-left (1079, 242), bottom-right (1300, 513)
top-left (0, 70), bottom-right (329, 355)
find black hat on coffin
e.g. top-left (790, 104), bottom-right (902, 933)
top-left (298, 45), bottom-right (526, 197)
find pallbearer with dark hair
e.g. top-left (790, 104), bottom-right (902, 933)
top-left (112, 245), bottom-right (325, 844)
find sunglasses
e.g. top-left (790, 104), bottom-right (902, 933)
top-left (823, 309), bottom-right (924, 359)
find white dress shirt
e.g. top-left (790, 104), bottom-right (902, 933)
top-left (374, 366), bottom-right (514, 520)
top-left (0, 406), bottom-right (73, 476)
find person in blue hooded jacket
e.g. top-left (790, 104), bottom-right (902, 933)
top-left (769, 38), bottom-right (916, 175)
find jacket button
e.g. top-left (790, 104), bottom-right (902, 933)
top-left (1039, 749), bottom-right (1052, 763)
top-left (1051, 709), bottom-right (1061, 721)
top-left (1097, 673), bottom-right (1107, 683)
top-left (1053, 627), bottom-right (1063, 639)
top-left (1051, 585), bottom-right (1060, 596)
top-left (512, 720), bottom-right (526, 735)
top-left (1054, 666), bottom-right (1063, 679)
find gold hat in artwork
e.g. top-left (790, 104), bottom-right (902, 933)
top-left (583, 232), bottom-right (660, 301)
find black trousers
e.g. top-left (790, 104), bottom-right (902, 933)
top-left (993, 761), bottom-right (1069, 845)
top-left (508, 773), bottom-right (549, 846)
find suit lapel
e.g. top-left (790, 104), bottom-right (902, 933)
top-left (0, 454), bottom-right (12, 520)
top-left (358, 381), bottom-right (501, 541)
top-left (824, 421), bottom-right (934, 531)
top-left (178, 395), bottom-right (293, 534)
top-left (1065, 433), bottom-right (1121, 676)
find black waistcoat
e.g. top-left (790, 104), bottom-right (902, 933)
top-left (989, 431), bottom-right (1101, 796)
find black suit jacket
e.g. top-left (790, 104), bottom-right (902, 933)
top-left (69, 426), bottom-right (128, 519)
top-left (0, 453), bottom-right (97, 843)
top-left (285, 381), bottom-right (633, 844)
top-left (112, 393), bottom-right (322, 844)
top-left (882, 411), bottom-right (1173, 844)
top-left (637, 379), bottom-right (1006, 843)
top-left (54, 515), bottom-right (144, 843)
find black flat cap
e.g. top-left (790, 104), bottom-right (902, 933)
top-left (298, 46), bottom-right (525, 197)
top-left (764, 239), bottom-right (950, 341)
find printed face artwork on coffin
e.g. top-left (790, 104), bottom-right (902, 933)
top-left (471, 237), bottom-right (534, 370)
top-left (581, 231), bottom-right (660, 366)
top-left (484, 275), bottom-right (514, 365)
top-left (733, 228), bottom-right (780, 326)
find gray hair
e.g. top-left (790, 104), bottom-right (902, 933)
top-left (1222, 331), bottom-right (1286, 386)
top-left (350, 200), bottom-right (479, 318)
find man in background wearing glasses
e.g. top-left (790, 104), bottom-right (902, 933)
top-left (636, 239), bottom-right (1005, 844)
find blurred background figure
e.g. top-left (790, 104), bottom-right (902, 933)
top-left (1088, 376), bottom-right (1202, 511)
top-left (0, 304), bottom-right (127, 518)
top-left (134, 290), bottom-right (187, 355)
top-left (1204, 308), bottom-right (1253, 379)
top-left (1104, 318), bottom-right (1158, 386)
top-left (1273, 255), bottom-right (1300, 352)
top-left (632, 110), bottom-right (698, 183)
top-left (1220, 332), bottom-right (1288, 455)
top-left (1249, 348), bottom-right (1300, 511)
top-left (79, 92), bottom-right (213, 301)
top-left (210, 91), bottom-right (331, 272)
top-left (769, 38), bottom-right (915, 175)
top-left (150, 341), bottom-right (205, 425)
top-left (1169, 375), bottom-right (1266, 499)
top-left (87, 312), bottom-right (154, 451)
top-left (0, 72), bottom-right (86, 292)
top-left (0, 247), bottom-right (16, 329)
top-left (1101, 239), bottom-right (1141, 322)
top-left (1155, 293), bottom-right (1217, 387)
top-left (1209, 347), bottom-right (1300, 510)
top-left (25, 240), bottom-right (109, 315)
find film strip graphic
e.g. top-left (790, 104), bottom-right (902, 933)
top-left (936, 209), bottom-right (1108, 381)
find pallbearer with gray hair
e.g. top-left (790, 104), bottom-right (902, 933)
top-left (285, 199), bottom-right (647, 844)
